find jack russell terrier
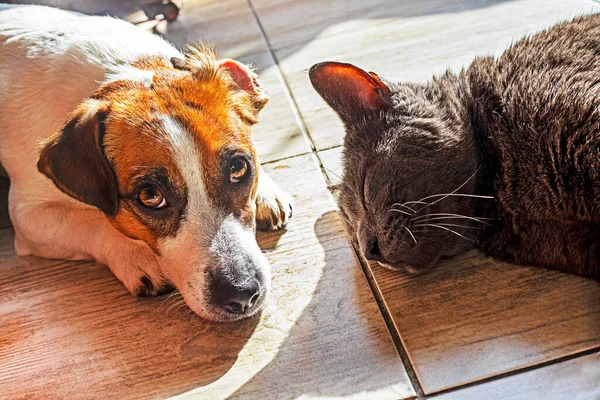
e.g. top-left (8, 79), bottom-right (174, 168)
top-left (0, 5), bottom-right (293, 321)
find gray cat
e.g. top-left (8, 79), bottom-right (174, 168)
top-left (309, 14), bottom-right (600, 280)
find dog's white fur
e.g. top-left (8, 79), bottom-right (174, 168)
top-left (0, 6), bottom-right (292, 320)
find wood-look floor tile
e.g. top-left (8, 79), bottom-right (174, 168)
top-left (160, 0), bottom-right (266, 59)
top-left (371, 252), bottom-right (600, 393)
top-left (435, 353), bottom-right (600, 400)
top-left (319, 146), bottom-right (343, 187)
top-left (238, 52), bottom-right (312, 163)
top-left (251, 0), bottom-right (494, 51)
top-left (0, 154), bottom-right (414, 400)
top-left (273, 0), bottom-right (600, 150)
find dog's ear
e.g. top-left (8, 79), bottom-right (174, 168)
top-left (38, 99), bottom-right (119, 216)
top-left (309, 61), bottom-right (391, 124)
top-left (218, 58), bottom-right (270, 115)
top-left (172, 48), bottom-right (270, 120)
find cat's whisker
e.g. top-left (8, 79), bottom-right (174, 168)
top-left (416, 193), bottom-right (495, 202)
top-left (389, 208), bottom-right (413, 217)
top-left (415, 167), bottom-right (480, 212)
top-left (412, 223), bottom-right (472, 242)
top-left (391, 202), bottom-right (416, 213)
top-left (416, 217), bottom-right (495, 227)
top-left (413, 212), bottom-right (493, 220)
top-left (412, 222), bottom-right (483, 230)
top-left (413, 213), bottom-right (496, 226)
top-left (400, 200), bottom-right (429, 207)
top-left (323, 166), bottom-right (343, 181)
top-left (401, 225), bottom-right (418, 244)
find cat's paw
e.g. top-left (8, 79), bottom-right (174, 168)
top-left (107, 242), bottom-right (173, 297)
top-left (255, 174), bottom-right (294, 231)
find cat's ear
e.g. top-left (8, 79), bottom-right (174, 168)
top-left (309, 61), bottom-right (391, 123)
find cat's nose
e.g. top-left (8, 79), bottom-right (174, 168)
top-left (364, 236), bottom-right (388, 263)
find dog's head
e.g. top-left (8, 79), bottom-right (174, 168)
top-left (37, 47), bottom-right (271, 321)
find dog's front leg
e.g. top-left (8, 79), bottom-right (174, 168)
top-left (255, 166), bottom-right (294, 231)
top-left (11, 201), bottom-right (169, 296)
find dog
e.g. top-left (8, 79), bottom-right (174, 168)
top-left (0, 5), bottom-right (294, 321)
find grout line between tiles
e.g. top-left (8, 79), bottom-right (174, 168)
top-left (246, 0), bottom-right (333, 187)
top-left (317, 144), bottom-right (343, 153)
top-left (424, 345), bottom-right (600, 398)
top-left (246, 2), bottom-right (426, 396)
top-left (356, 255), bottom-right (426, 398)
top-left (260, 151), bottom-right (311, 166)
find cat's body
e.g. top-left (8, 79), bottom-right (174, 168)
top-left (310, 14), bottom-right (600, 280)
top-left (469, 15), bottom-right (600, 279)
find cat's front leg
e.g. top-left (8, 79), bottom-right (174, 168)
top-left (255, 166), bottom-right (294, 231)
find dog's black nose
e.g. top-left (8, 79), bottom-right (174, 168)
top-left (210, 277), bottom-right (261, 315)
top-left (364, 236), bottom-right (388, 263)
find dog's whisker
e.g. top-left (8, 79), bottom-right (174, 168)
top-left (159, 290), bottom-right (183, 311)
top-left (177, 301), bottom-right (191, 312)
top-left (165, 301), bottom-right (181, 314)
top-left (167, 298), bottom-right (187, 314)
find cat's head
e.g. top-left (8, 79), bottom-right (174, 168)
top-left (309, 61), bottom-right (487, 273)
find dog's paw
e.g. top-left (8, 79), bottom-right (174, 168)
top-left (255, 174), bottom-right (294, 231)
top-left (108, 242), bottom-right (172, 297)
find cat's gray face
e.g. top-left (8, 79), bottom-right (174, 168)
top-left (310, 62), bottom-right (484, 273)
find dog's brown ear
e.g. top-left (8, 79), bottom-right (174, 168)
top-left (38, 99), bottom-right (119, 216)
top-left (218, 58), bottom-right (270, 114)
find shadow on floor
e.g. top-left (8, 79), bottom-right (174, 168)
top-left (228, 210), bottom-right (411, 399)
top-left (0, 244), bottom-right (260, 398)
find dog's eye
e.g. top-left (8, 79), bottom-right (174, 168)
top-left (229, 158), bottom-right (249, 184)
top-left (138, 187), bottom-right (167, 209)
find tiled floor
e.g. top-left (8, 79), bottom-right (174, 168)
top-left (1, 1), bottom-right (600, 399)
